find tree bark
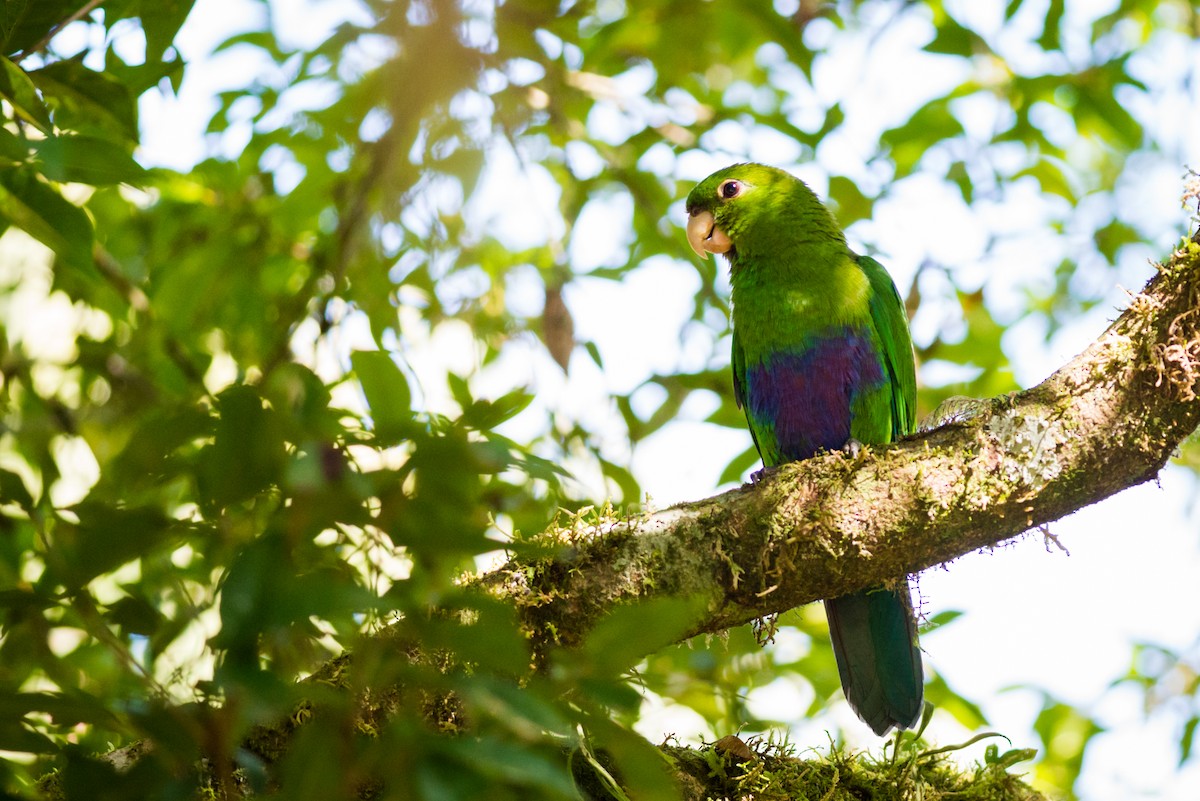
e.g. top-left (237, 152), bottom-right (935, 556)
top-left (482, 238), bottom-right (1200, 652)
top-left (46, 241), bottom-right (1197, 800)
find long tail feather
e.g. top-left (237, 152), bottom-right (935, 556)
top-left (824, 584), bottom-right (924, 735)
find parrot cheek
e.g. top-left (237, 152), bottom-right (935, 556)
top-left (686, 210), bottom-right (733, 259)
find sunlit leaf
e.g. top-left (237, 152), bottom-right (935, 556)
top-left (0, 55), bottom-right (51, 132)
top-left (350, 350), bottom-right (414, 443)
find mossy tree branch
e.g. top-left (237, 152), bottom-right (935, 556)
top-left (483, 237), bottom-right (1200, 653)
top-left (41, 240), bottom-right (1197, 800)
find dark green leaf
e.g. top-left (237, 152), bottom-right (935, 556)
top-left (198, 385), bottom-right (287, 510)
top-left (350, 350), bottom-right (413, 442)
top-left (29, 58), bottom-right (139, 143)
top-left (137, 0), bottom-right (199, 64)
top-left (44, 504), bottom-right (175, 589)
top-left (442, 734), bottom-right (579, 797)
top-left (34, 135), bottom-right (147, 186)
top-left (0, 167), bottom-right (94, 269)
top-left (0, 126), bottom-right (27, 163)
top-left (1, 0), bottom-right (91, 56)
top-left (580, 597), bottom-right (706, 678)
top-left (0, 468), bottom-right (33, 510)
top-left (924, 16), bottom-right (985, 57)
top-left (0, 722), bottom-right (55, 753)
top-left (462, 389), bottom-right (534, 430)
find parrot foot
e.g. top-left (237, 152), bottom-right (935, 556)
top-left (746, 465), bottom-right (779, 487)
top-left (842, 438), bottom-right (864, 458)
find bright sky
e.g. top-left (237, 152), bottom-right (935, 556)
top-left (47, 0), bottom-right (1200, 797)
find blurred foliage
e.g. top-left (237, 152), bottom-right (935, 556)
top-left (0, 0), bottom-right (1196, 798)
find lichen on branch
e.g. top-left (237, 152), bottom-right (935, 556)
top-left (482, 235), bottom-right (1200, 654)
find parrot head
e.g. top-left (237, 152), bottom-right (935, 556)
top-left (684, 162), bottom-right (839, 262)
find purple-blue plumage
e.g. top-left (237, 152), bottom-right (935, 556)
top-left (744, 329), bottom-right (884, 465)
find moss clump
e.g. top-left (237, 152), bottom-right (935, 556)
top-left (660, 731), bottom-right (1045, 801)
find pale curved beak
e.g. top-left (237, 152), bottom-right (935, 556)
top-left (686, 210), bottom-right (732, 260)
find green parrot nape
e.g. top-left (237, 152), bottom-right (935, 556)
top-left (686, 163), bottom-right (924, 735)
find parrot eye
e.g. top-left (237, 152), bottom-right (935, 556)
top-left (718, 179), bottom-right (743, 199)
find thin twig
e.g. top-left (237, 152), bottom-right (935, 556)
top-left (12, 0), bottom-right (107, 64)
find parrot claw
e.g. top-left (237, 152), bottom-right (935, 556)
top-left (745, 465), bottom-right (779, 487)
top-left (842, 438), bottom-right (864, 458)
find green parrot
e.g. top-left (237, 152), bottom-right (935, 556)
top-left (685, 163), bottom-right (924, 734)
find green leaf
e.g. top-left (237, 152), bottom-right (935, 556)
top-left (1013, 158), bottom-right (1076, 202)
top-left (0, 690), bottom-right (120, 730)
top-left (198, 385), bottom-right (287, 510)
top-left (0, 0), bottom-right (92, 57)
top-left (920, 609), bottom-right (965, 632)
top-left (828, 175), bottom-right (873, 227)
top-left (0, 467), bottom-right (33, 510)
top-left (923, 671), bottom-right (988, 730)
top-left (137, 0), bottom-right (199, 64)
top-left (350, 350), bottom-right (413, 442)
top-left (1032, 696), bottom-right (1105, 790)
top-left (411, 594), bottom-right (531, 676)
top-left (924, 16), bottom-right (985, 58)
top-left (946, 160), bottom-right (973, 204)
top-left (465, 677), bottom-right (571, 737)
top-left (34, 135), bottom-right (147, 186)
top-left (45, 504), bottom-right (176, 589)
top-left (597, 455), bottom-right (640, 502)
top-left (213, 30), bottom-right (290, 61)
top-left (461, 389), bottom-right (534, 430)
top-left (441, 734), bottom-right (579, 797)
top-left (29, 58), bottom-right (139, 143)
top-left (1036, 0), bottom-right (1065, 51)
top-left (881, 97), bottom-right (964, 178)
top-left (0, 55), bottom-right (51, 133)
top-left (579, 597), bottom-right (705, 679)
top-left (0, 126), bottom-right (27, 163)
top-left (447, 371), bottom-right (473, 410)
top-left (1093, 218), bottom-right (1140, 264)
top-left (0, 168), bottom-right (94, 269)
top-left (107, 595), bottom-right (164, 636)
top-left (0, 722), bottom-right (55, 754)
top-left (717, 445), bottom-right (759, 486)
top-left (582, 718), bottom-right (680, 801)
top-left (1181, 715), bottom-right (1198, 765)
top-left (583, 340), bottom-right (604, 369)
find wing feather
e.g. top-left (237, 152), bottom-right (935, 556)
top-left (858, 254), bottom-right (917, 441)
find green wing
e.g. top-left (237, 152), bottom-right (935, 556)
top-left (859, 254), bottom-right (917, 440)
top-left (731, 327), bottom-right (770, 464)
top-left (832, 256), bottom-right (924, 736)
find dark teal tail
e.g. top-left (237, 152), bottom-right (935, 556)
top-left (824, 584), bottom-right (924, 735)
